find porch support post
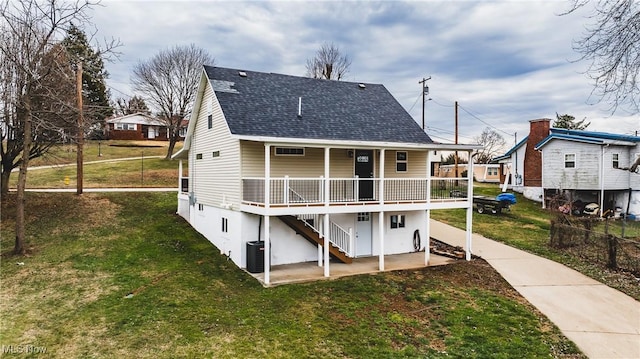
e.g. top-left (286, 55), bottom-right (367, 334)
top-left (379, 149), bottom-right (385, 204)
top-left (264, 215), bottom-right (271, 284)
top-left (324, 146), bottom-right (331, 276)
top-left (317, 244), bottom-right (322, 267)
top-left (323, 214), bottom-right (330, 277)
top-left (379, 211), bottom-right (385, 271)
top-left (265, 144), bottom-right (271, 209)
top-left (178, 159), bottom-right (183, 192)
top-left (425, 210), bottom-right (431, 265)
top-left (324, 147), bottom-right (330, 205)
top-left (465, 150), bottom-right (474, 261)
top-left (426, 150), bottom-right (431, 265)
top-left (264, 145), bottom-right (271, 284)
top-left (379, 149), bottom-right (385, 271)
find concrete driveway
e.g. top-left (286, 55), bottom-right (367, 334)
top-left (430, 219), bottom-right (640, 359)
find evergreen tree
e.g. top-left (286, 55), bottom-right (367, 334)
top-left (62, 24), bottom-right (112, 136)
top-left (553, 113), bottom-right (590, 130)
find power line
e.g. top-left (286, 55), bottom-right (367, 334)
top-left (407, 91), bottom-right (422, 113)
top-left (457, 103), bottom-right (512, 136)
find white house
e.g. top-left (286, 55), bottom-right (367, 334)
top-left (535, 128), bottom-right (640, 216)
top-left (437, 163), bottom-right (501, 183)
top-left (105, 113), bottom-right (169, 140)
top-left (494, 118), bottom-right (550, 202)
top-left (173, 66), bottom-right (480, 284)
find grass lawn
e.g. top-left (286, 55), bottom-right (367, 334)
top-left (28, 140), bottom-right (178, 167)
top-left (0, 192), bottom-right (583, 358)
top-left (8, 140), bottom-right (184, 189)
top-left (431, 182), bottom-right (640, 300)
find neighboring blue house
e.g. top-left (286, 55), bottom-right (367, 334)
top-left (535, 128), bottom-right (640, 216)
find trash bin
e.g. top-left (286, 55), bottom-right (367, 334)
top-left (246, 241), bottom-right (265, 273)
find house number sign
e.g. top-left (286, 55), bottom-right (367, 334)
top-left (357, 155), bottom-right (369, 163)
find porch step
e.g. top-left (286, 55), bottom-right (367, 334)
top-left (278, 216), bottom-right (352, 264)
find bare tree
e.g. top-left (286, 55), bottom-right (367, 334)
top-left (0, 0), bottom-right (100, 254)
top-left (132, 44), bottom-right (215, 159)
top-left (474, 127), bottom-right (507, 164)
top-left (305, 42), bottom-right (352, 80)
top-left (113, 95), bottom-right (150, 116)
top-left (565, 0), bottom-right (640, 114)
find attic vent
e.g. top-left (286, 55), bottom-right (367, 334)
top-left (358, 83), bottom-right (366, 89)
top-left (238, 71), bottom-right (247, 77)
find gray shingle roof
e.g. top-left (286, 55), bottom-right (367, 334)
top-left (204, 66), bottom-right (433, 144)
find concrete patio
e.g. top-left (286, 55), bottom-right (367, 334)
top-left (249, 251), bottom-right (456, 286)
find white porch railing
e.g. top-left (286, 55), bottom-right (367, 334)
top-left (295, 213), bottom-right (353, 257)
top-left (329, 221), bottom-right (353, 256)
top-left (243, 177), bottom-right (469, 206)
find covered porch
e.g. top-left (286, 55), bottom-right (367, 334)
top-left (248, 250), bottom-right (456, 287)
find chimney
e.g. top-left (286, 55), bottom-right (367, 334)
top-left (523, 118), bottom-right (551, 187)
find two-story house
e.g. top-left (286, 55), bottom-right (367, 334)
top-left (173, 66), bottom-right (480, 285)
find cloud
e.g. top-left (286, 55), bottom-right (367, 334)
top-left (91, 0), bottom-right (638, 143)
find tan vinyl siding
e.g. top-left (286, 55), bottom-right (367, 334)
top-left (239, 146), bottom-right (429, 181)
top-left (329, 148), bottom-right (354, 178)
top-left (241, 145), bottom-right (356, 178)
top-left (240, 141), bottom-right (265, 177)
top-left (271, 147), bottom-right (324, 177)
top-left (192, 82), bottom-right (241, 207)
top-left (384, 150), bottom-right (427, 178)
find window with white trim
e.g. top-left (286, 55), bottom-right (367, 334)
top-left (212, 151), bottom-right (220, 158)
top-left (612, 153), bottom-right (619, 169)
top-left (275, 147), bottom-right (305, 156)
top-left (115, 123), bottom-right (136, 130)
top-left (564, 153), bottom-right (576, 168)
top-left (396, 151), bottom-right (407, 172)
top-left (196, 153), bottom-right (203, 160)
top-left (487, 167), bottom-right (498, 176)
top-left (207, 114), bottom-right (213, 129)
top-left (390, 214), bottom-right (405, 229)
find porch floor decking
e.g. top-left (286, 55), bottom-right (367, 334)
top-left (248, 251), bottom-right (455, 286)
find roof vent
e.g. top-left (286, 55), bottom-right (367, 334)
top-left (358, 83), bottom-right (366, 89)
top-left (238, 71), bottom-right (247, 77)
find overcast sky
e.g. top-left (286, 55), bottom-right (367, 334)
top-left (90, 0), bottom-right (639, 146)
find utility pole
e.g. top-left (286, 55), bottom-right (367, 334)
top-left (76, 61), bottom-right (83, 195)
top-left (454, 100), bottom-right (459, 178)
top-left (419, 76), bottom-right (431, 130)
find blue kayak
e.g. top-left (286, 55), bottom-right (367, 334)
top-left (496, 193), bottom-right (517, 204)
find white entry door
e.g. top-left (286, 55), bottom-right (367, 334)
top-left (148, 127), bottom-right (156, 139)
top-left (355, 212), bottom-right (372, 257)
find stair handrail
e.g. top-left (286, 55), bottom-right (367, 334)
top-left (295, 214), bottom-right (352, 256)
top-left (329, 221), bottom-right (352, 256)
